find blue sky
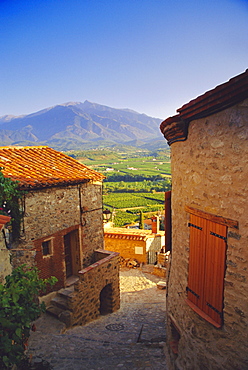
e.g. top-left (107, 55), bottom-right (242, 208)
top-left (0, 0), bottom-right (247, 119)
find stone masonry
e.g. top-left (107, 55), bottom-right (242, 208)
top-left (0, 215), bottom-right (12, 283)
top-left (10, 181), bottom-right (104, 289)
top-left (165, 98), bottom-right (248, 369)
top-left (49, 249), bottom-right (120, 328)
top-left (0, 146), bottom-right (120, 330)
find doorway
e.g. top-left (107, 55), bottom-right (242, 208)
top-left (100, 284), bottom-right (113, 315)
top-left (63, 230), bottom-right (80, 279)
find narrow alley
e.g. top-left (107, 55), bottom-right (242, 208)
top-left (28, 267), bottom-right (167, 370)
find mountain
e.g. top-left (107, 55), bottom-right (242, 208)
top-left (0, 101), bottom-right (165, 150)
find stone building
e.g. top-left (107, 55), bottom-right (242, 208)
top-left (104, 227), bottom-right (165, 265)
top-left (0, 146), bottom-right (120, 326)
top-left (0, 215), bottom-right (12, 283)
top-left (160, 70), bottom-right (248, 369)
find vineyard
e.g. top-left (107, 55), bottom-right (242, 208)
top-left (68, 147), bottom-right (171, 227)
top-left (103, 192), bottom-right (165, 227)
top-left (103, 192), bottom-right (164, 209)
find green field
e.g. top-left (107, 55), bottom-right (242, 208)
top-left (68, 147), bottom-right (171, 179)
top-left (88, 157), bottom-right (170, 179)
top-left (103, 192), bottom-right (165, 227)
top-left (103, 192), bottom-right (164, 209)
top-left (67, 147), bottom-right (171, 226)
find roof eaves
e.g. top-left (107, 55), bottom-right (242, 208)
top-left (177, 69), bottom-right (248, 120)
top-left (160, 70), bottom-right (248, 145)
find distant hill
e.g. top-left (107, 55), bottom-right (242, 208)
top-left (0, 101), bottom-right (166, 150)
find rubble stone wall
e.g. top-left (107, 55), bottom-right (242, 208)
top-left (69, 250), bottom-right (120, 326)
top-left (23, 186), bottom-right (81, 241)
top-left (166, 99), bottom-right (248, 370)
top-left (11, 182), bottom-right (104, 288)
top-left (80, 182), bottom-right (104, 266)
top-left (0, 230), bottom-right (12, 283)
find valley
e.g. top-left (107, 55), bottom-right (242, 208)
top-left (68, 146), bottom-right (171, 227)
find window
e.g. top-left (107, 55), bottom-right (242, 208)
top-left (135, 246), bottom-right (143, 255)
top-left (186, 213), bottom-right (227, 328)
top-left (42, 239), bottom-right (52, 256)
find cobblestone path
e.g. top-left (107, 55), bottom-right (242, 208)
top-left (28, 268), bottom-right (167, 369)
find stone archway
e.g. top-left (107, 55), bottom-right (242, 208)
top-left (99, 283), bottom-right (114, 315)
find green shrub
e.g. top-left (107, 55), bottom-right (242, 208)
top-left (0, 265), bottom-right (57, 369)
top-left (0, 169), bottom-right (26, 241)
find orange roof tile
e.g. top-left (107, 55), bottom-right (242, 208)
top-left (104, 227), bottom-right (163, 241)
top-left (160, 69), bottom-right (248, 145)
top-left (0, 146), bottom-right (105, 189)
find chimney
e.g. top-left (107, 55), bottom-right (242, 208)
top-left (151, 216), bottom-right (159, 233)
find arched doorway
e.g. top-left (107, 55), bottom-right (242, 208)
top-left (100, 283), bottom-right (113, 315)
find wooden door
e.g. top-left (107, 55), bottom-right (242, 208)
top-left (64, 233), bottom-right (73, 278)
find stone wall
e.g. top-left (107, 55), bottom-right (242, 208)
top-left (67, 249), bottom-right (120, 326)
top-left (23, 186), bottom-right (81, 241)
top-left (10, 181), bottom-right (104, 288)
top-left (80, 181), bottom-right (104, 266)
top-left (0, 229), bottom-right (12, 283)
top-left (166, 99), bottom-right (248, 369)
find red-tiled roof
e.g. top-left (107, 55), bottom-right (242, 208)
top-left (178, 69), bottom-right (248, 120)
top-left (104, 227), bottom-right (163, 240)
top-left (160, 70), bottom-right (248, 145)
top-left (0, 146), bottom-right (105, 189)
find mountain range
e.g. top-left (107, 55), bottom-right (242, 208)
top-left (0, 101), bottom-right (166, 150)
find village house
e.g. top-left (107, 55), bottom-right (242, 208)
top-left (160, 69), bottom-right (248, 369)
top-left (104, 226), bottom-right (165, 265)
top-left (0, 146), bottom-right (120, 327)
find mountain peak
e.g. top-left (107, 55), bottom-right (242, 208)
top-left (0, 102), bottom-right (164, 150)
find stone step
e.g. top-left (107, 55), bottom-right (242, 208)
top-left (65, 275), bottom-right (79, 287)
top-left (157, 281), bottom-right (166, 290)
top-left (50, 295), bottom-right (70, 311)
top-left (46, 305), bottom-right (64, 318)
top-left (58, 286), bottom-right (74, 299)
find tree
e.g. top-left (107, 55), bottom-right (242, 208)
top-left (139, 210), bottom-right (144, 229)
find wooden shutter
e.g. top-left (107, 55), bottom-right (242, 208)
top-left (204, 221), bottom-right (227, 326)
top-left (165, 190), bottom-right (171, 252)
top-left (187, 214), bottom-right (227, 327)
top-left (187, 215), bottom-right (207, 310)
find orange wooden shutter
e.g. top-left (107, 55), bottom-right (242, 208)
top-left (165, 190), bottom-right (171, 252)
top-left (187, 214), bottom-right (207, 310)
top-left (187, 214), bottom-right (227, 327)
top-left (203, 221), bottom-right (227, 326)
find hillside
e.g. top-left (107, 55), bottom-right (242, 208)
top-left (0, 101), bottom-right (165, 150)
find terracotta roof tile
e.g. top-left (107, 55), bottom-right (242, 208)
top-left (104, 227), bottom-right (163, 241)
top-left (0, 146), bottom-right (105, 189)
top-left (177, 69), bottom-right (248, 120)
top-left (160, 69), bottom-right (248, 145)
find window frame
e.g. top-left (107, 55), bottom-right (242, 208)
top-left (41, 238), bottom-right (53, 257)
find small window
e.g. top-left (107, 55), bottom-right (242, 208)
top-left (42, 240), bottom-right (52, 256)
top-left (135, 246), bottom-right (143, 255)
